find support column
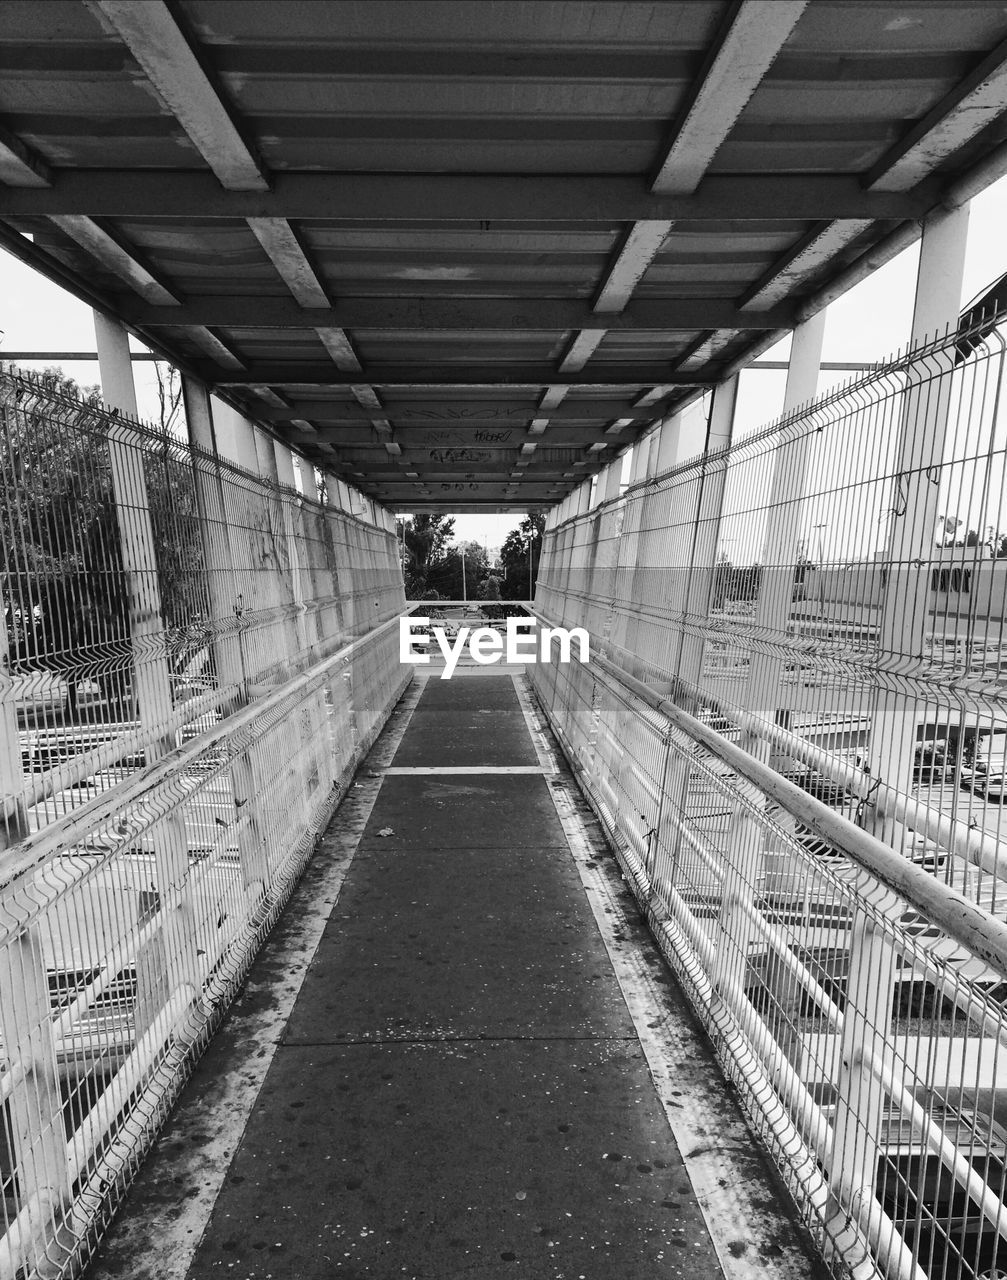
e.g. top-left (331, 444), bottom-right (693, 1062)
top-left (183, 377), bottom-right (269, 907)
top-left (675, 374), bottom-right (741, 695)
top-left (599, 459), bottom-right (623, 505)
top-left (630, 433), bottom-right (655, 486)
top-left (93, 311), bottom-right (139, 419)
top-left (211, 401), bottom-right (259, 474)
top-left (651, 376), bottom-right (740, 900)
top-left (95, 316), bottom-right (199, 1016)
top-left (94, 311), bottom-right (172, 745)
top-left (274, 440), bottom-right (297, 490)
top-left (655, 410), bottom-right (685, 473)
top-left (868, 204), bottom-right (971, 845)
top-left (740, 309), bottom-right (827, 745)
top-left (255, 427), bottom-right (280, 486)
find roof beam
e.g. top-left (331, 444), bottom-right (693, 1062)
top-left (0, 173), bottom-right (928, 221)
top-left (0, 122), bottom-right (51, 188)
top-left (349, 383), bottom-right (392, 433)
top-left (121, 296), bottom-right (795, 330)
top-left (593, 221), bottom-right (674, 312)
top-left (738, 37), bottom-right (1007, 313)
top-left (739, 219), bottom-right (874, 310)
top-left (246, 218), bottom-right (329, 306)
top-left (186, 326), bottom-right (247, 370)
top-left (309, 330), bottom-right (390, 433)
top-left (652, 0), bottom-right (808, 195)
top-left (88, 0), bottom-right (268, 191)
top-left (558, 330), bottom-right (607, 373)
top-left (867, 34), bottom-right (1007, 192)
top-left (314, 328), bottom-right (363, 371)
top-left (210, 365), bottom-right (706, 388)
top-left (48, 215), bottom-right (181, 305)
top-left (251, 398), bottom-right (657, 425)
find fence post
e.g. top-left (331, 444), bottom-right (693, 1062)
top-left (824, 896), bottom-right (901, 1264)
top-left (0, 605), bottom-right (29, 851)
top-left (94, 316), bottom-right (200, 1018)
top-left (0, 922), bottom-right (75, 1277)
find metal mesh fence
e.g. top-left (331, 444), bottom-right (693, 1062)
top-left (531, 308), bottom-right (1007, 1280)
top-left (0, 369), bottom-right (408, 1279)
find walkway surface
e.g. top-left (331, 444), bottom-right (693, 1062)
top-left (90, 671), bottom-right (822, 1280)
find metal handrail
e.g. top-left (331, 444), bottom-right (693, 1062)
top-left (530, 604), bottom-right (1007, 980)
top-left (0, 614), bottom-right (400, 895)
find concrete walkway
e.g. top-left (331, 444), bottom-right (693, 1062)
top-left (90, 672), bottom-right (822, 1280)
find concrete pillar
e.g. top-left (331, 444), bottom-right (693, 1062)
top-left (93, 311), bottom-right (139, 418)
top-left (184, 376), bottom-right (217, 455)
top-left (868, 204), bottom-right (971, 842)
top-left (829, 214), bottom-right (968, 1226)
top-left (650, 376), bottom-right (741, 901)
top-left (910, 204), bottom-right (970, 343)
top-left (255, 427), bottom-right (280, 485)
top-left (740, 309), bottom-right (827, 741)
top-left (656, 411), bottom-right (684, 473)
top-left (96, 320), bottom-right (199, 1010)
top-left (783, 309), bottom-right (828, 412)
top-left (630, 432), bottom-right (654, 485)
top-left (671, 375), bottom-right (740, 687)
top-left (212, 400), bottom-right (259, 473)
top-left (600, 459), bottom-right (623, 505)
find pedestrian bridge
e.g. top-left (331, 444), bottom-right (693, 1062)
top-left (6, 4), bottom-right (1007, 1279)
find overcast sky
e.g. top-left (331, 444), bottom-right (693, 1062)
top-left (2, 175), bottom-right (1006, 551)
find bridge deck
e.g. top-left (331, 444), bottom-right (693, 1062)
top-left (87, 672), bottom-right (820, 1280)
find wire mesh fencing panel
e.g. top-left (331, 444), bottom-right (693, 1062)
top-left (0, 368), bottom-right (408, 1279)
top-left (531, 309), bottom-right (1007, 1280)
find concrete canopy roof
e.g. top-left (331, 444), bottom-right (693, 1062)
top-left (3, 1), bottom-right (1007, 511)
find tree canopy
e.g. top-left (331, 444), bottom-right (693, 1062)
top-left (499, 513), bottom-right (545, 600)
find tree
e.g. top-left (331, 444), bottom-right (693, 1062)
top-left (1, 362), bottom-right (207, 723)
top-left (477, 573), bottom-right (502, 601)
top-left (153, 360), bottom-right (185, 436)
top-left (499, 513), bottom-right (545, 600)
top-left (401, 514), bottom-right (456, 597)
top-left (2, 365), bottom-right (130, 720)
top-left (426, 541), bottom-right (488, 600)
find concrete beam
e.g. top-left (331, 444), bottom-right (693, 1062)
top-left (49, 215), bottom-right (180, 305)
top-left (558, 330), bottom-right (608, 373)
top-left (121, 296), bottom-right (796, 330)
top-left (739, 219), bottom-right (874, 310)
top-left (255, 398), bottom-right (658, 424)
top-left (88, 0), bottom-right (268, 191)
top-left (0, 173), bottom-right (929, 221)
top-left (0, 122), bottom-right (51, 187)
top-left (314, 327), bottom-right (363, 371)
top-left (867, 35), bottom-right (1007, 192)
top-left (186, 326), bottom-right (247, 371)
top-left (593, 221), bottom-right (674, 313)
top-left (652, 1), bottom-right (808, 195)
top-left (211, 364), bottom-right (707, 388)
top-left (246, 218), bottom-right (330, 307)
